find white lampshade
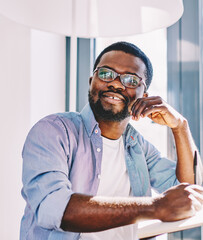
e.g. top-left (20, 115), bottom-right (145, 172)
top-left (0, 0), bottom-right (183, 37)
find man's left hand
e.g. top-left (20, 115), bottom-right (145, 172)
top-left (130, 96), bottom-right (185, 129)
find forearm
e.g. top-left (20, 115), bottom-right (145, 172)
top-left (60, 193), bottom-right (154, 232)
top-left (131, 96), bottom-right (202, 183)
top-left (60, 183), bottom-right (203, 232)
top-left (172, 119), bottom-right (201, 183)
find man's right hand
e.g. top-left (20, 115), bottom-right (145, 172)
top-left (153, 183), bottom-right (203, 222)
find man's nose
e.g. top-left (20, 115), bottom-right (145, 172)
top-left (107, 77), bottom-right (125, 91)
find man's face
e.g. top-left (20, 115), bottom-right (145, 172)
top-left (89, 50), bottom-right (147, 122)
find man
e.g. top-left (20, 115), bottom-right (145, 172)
top-left (20, 41), bottom-right (203, 240)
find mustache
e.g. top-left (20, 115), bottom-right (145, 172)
top-left (98, 90), bottom-right (129, 104)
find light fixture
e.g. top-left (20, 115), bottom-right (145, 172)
top-left (0, 0), bottom-right (183, 37)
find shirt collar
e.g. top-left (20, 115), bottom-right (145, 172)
top-left (123, 123), bottom-right (139, 147)
top-left (80, 103), bottom-right (139, 144)
top-left (80, 103), bottom-right (99, 137)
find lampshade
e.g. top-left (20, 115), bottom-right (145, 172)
top-left (0, 0), bottom-right (184, 37)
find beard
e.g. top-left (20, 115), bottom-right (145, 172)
top-left (88, 89), bottom-right (130, 122)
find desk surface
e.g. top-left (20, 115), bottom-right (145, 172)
top-left (137, 208), bottom-right (203, 239)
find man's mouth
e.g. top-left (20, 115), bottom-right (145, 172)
top-left (88, 89), bottom-right (130, 121)
top-left (103, 94), bottom-right (124, 102)
top-left (99, 91), bottom-right (128, 103)
top-left (106, 96), bottom-right (121, 100)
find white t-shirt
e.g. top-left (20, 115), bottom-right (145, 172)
top-left (80, 136), bottom-right (138, 240)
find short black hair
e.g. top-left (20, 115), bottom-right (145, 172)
top-left (93, 41), bottom-right (153, 90)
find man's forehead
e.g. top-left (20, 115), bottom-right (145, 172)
top-left (98, 50), bottom-right (146, 74)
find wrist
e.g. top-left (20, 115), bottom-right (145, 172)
top-left (171, 118), bottom-right (188, 133)
top-left (151, 194), bottom-right (165, 220)
top-left (135, 197), bottom-right (156, 221)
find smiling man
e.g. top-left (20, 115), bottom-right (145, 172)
top-left (20, 42), bottom-right (203, 240)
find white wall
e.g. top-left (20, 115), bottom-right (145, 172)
top-left (30, 29), bottom-right (66, 126)
top-left (0, 15), bottom-right (31, 240)
top-left (0, 15), bottom-right (66, 239)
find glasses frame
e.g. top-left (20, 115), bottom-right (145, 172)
top-left (93, 67), bottom-right (146, 91)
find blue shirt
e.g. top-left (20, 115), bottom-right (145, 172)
top-left (20, 103), bottom-right (179, 240)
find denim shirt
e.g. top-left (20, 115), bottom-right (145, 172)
top-left (20, 103), bottom-right (179, 240)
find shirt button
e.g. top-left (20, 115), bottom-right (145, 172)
top-left (96, 148), bottom-right (101, 152)
top-left (98, 174), bottom-right (101, 179)
top-left (95, 129), bottom-right (98, 134)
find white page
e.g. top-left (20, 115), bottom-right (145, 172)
top-left (137, 208), bottom-right (203, 239)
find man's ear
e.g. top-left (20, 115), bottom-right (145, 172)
top-left (143, 92), bottom-right (148, 98)
top-left (89, 77), bottom-right (93, 85)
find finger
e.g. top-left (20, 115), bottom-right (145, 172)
top-left (186, 188), bottom-right (203, 204)
top-left (133, 101), bottom-right (148, 120)
top-left (189, 184), bottom-right (203, 193)
top-left (186, 185), bottom-right (203, 197)
top-left (132, 97), bottom-right (162, 114)
top-left (131, 98), bottom-right (143, 117)
top-left (141, 105), bottom-right (166, 118)
top-left (188, 194), bottom-right (203, 212)
top-left (131, 98), bottom-right (163, 120)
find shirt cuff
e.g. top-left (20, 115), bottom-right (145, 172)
top-left (37, 186), bottom-right (74, 230)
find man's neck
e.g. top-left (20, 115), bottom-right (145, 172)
top-left (97, 118), bottom-right (130, 140)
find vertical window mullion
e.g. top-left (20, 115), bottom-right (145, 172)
top-left (76, 38), bottom-right (95, 112)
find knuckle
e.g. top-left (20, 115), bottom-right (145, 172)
top-left (159, 97), bottom-right (163, 102)
top-left (156, 96), bottom-right (163, 102)
top-left (136, 98), bottom-right (142, 104)
top-left (140, 101), bottom-right (147, 107)
top-left (180, 182), bottom-right (190, 188)
top-left (183, 189), bottom-right (191, 198)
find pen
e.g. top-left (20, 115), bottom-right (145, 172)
top-left (193, 150), bottom-right (197, 184)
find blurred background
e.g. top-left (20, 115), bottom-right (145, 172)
top-left (0, 0), bottom-right (202, 239)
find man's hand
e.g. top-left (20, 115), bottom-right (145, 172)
top-left (130, 96), bottom-right (203, 184)
top-left (130, 96), bottom-right (185, 129)
top-left (153, 183), bottom-right (203, 222)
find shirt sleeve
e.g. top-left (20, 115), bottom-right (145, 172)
top-left (138, 134), bottom-right (180, 193)
top-left (22, 115), bottom-right (74, 230)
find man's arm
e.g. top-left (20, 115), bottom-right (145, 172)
top-left (172, 119), bottom-right (202, 183)
top-left (60, 184), bottom-right (203, 232)
top-left (131, 96), bottom-right (203, 184)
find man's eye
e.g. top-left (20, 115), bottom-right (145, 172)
top-left (99, 69), bottom-right (113, 79)
top-left (131, 77), bottom-right (139, 86)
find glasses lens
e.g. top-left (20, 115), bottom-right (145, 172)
top-left (98, 68), bottom-right (114, 81)
top-left (121, 75), bottom-right (140, 88)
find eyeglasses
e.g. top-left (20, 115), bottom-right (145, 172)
top-left (93, 67), bottom-right (146, 91)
